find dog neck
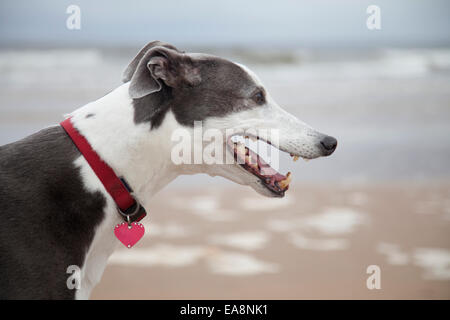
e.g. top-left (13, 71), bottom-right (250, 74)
top-left (70, 83), bottom-right (182, 209)
top-left (70, 84), bottom-right (188, 299)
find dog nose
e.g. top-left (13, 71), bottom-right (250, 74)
top-left (320, 135), bottom-right (337, 155)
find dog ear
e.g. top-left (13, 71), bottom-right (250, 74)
top-left (125, 44), bottom-right (202, 99)
top-left (122, 41), bottom-right (179, 83)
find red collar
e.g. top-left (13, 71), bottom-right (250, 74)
top-left (60, 118), bottom-right (146, 223)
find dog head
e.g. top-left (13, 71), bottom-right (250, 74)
top-left (123, 41), bottom-right (337, 198)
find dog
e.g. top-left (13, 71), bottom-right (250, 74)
top-left (0, 41), bottom-right (337, 299)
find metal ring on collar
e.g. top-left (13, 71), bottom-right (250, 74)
top-left (116, 193), bottom-right (141, 219)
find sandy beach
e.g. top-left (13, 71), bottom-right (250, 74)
top-left (91, 183), bottom-right (450, 299)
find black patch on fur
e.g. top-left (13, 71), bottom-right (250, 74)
top-left (133, 86), bottom-right (172, 130)
top-left (85, 113), bottom-right (95, 119)
top-left (132, 55), bottom-right (258, 128)
top-left (0, 126), bottom-right (106, 299)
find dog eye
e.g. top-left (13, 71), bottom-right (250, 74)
top-left (252, 90), bottom-right (265, 105)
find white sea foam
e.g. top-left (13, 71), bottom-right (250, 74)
top-left (413, 248), bottom-right (450, 280)
top-left (171, 196), bottom-right (237, 221)
top-left (142, 222), bottom-right (193, 238)
top-left (108, 244), bottom-right (207, 267)
top-left (256, 48), bottom-right (450, 81)
top-left (208, 231), bottom-right (270, 251)
top-left (0, 49), bottom-right (102, 69)
top-left (240, 194), bottom-right (293, 211)
top-left (206, 252), bottom-right (279, 276)
top-left (301, 207), bottom-right (366, 235)
top-left (266, 207), bottom-right (366, 237)
top-left (108, 243), bottom-right (279, 276)
top-left (288, 232), bottom-right (349, 251)
top-left (188, 196), bottom-right (218, 212)
top-left (376, 242), bottom-right (410, 265)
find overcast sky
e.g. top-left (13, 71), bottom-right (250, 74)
top-left (0, 0), bottom-right (449, 48)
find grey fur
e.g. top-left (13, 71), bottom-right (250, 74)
top-left (128, 46), bottom-right (202, 99)
top-left (0, 127), bottom-right (106, 299)
top-left (122, 41), bottom-right (179, 83)
top-left (127, 43), bottom-right (261, 129)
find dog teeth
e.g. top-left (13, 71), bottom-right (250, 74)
top-left (246, 155), bottom-right (258, 168)
top-left (278, 172), bottom-right (292, 189)
top-left (290, 154), bottom-right (299, 162)
top-left (244, 135), bottom-right (257, 141)
top-left (236, 143), bottom-right (246, 156)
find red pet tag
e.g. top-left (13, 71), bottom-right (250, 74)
top-left (114, 222), bottom-right (145, 249)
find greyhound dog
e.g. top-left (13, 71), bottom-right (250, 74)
top-left (0, 41), bottom-right (337, 299)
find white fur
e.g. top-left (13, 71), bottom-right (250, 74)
top-left (70, 84), bottom-right (183, 299)
top-left (73, 156), bottom-right (119, 300)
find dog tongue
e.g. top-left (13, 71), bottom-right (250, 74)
top-left (255, 151), bottom-right (286, 181)
top-left (237, 143), bottom-right (290, 190)
top-left (253, 150), bottom-right (291, 190)
top-left (260, 165), bottom-right (286, 181)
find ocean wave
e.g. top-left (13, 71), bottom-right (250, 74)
top-left (261, 48), bottom-right (450, 80)
top-left (1, 47), bottom-right (449, 87)
top-left (0, 49), bottom-right (103, 69)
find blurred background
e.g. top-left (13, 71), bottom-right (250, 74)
top-left (0, 0), bottom-right (449, 299)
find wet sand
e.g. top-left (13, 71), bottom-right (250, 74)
top-left (91, 183), bottom-right (450, 299)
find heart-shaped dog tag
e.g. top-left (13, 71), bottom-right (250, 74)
top-left (114, 222), bottom-right (145, 248)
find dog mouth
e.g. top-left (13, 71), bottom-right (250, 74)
top-left (227, 135), bottom-right (297, 197)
